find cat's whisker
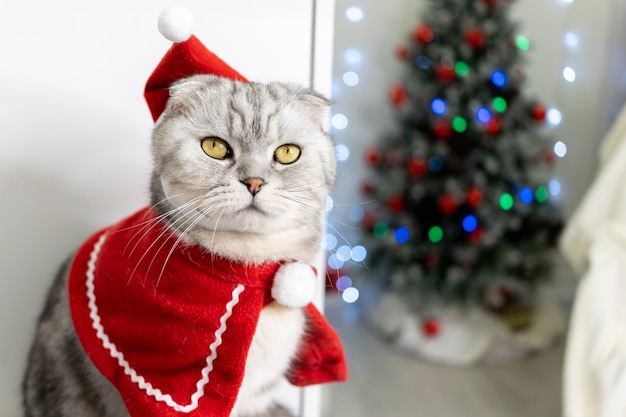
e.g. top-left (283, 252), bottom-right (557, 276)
top-left (124, 195), bottom-right (205, 260)
top-left (127, 200), bottom-right (206, 285)
top-left (277, 194), bottom-right (317, 210)
top-left (153, 208), bottom-right (209, 289)
top-left (326, 214), bottom-right (362, 231)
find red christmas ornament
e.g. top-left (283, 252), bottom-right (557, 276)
top-left (436, 65), bottom-right (456, 83)
top-left (424, 252), bottom-right (439, 268)
top-left (421, 318), bottom-right (441, 337)
top-left (390, 83), bottom-right (407, 107)
top-left (465, 27), bottom-right (486, 49)
top-left (531, 104), bottom-right (547, 121)
top-left (360, 180), bottom-right (376, 196)
top-left (468, 227), bottom-right (485, 244)
top-left (394, 44), bottom-right (410, 61)
top-left (413, 25), bottom-right (434, 44)
top-left (466, 187), bottom-right (484, 207)
top-left (432, 119), bottom-right (452, 140)
top-left (437, 193), bottom-right (458, 216)
top-left (408, 157), bottom-right (428, 177)
top-left (364, 147), bottom-right (382, 166)
top-left (387, 195), bottom-right (406, 213)
top-left (483, 0), bottom-right (498, 5)
top-left (485, 118), bottom-right (501, 135)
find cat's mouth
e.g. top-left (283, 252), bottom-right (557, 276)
top-left (239, 202), bottom-right (266, 215)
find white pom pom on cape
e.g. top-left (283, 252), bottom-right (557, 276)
top-left (272, 263), bottom-right (318, 308)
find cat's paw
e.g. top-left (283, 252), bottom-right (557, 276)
top-left (272, 262), bottom-right (318, 308)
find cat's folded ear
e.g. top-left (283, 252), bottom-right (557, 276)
top-left (165, 76), bottom-right (211, 118)
top-left (294, 87), bottom-right (333, 123)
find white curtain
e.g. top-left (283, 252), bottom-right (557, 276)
top-left (561, 104), bottom-right (626, 417)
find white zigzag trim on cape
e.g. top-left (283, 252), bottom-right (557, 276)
top-left (85, 232), bottom-right (245, 413)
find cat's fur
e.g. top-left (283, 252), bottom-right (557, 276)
top-left (22, 75), bottom-right (337, 417)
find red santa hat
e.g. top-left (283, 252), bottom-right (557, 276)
top-left (144, 6), bottom-right (248, 122)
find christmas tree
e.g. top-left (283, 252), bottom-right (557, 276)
top-left (360, 0), bottom-right (562, 321)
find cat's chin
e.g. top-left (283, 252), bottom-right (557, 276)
top-left (188, 225), bottom-right (319, 264)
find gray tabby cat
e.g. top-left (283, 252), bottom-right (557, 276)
top-left (22, 74), bottom-right (337, 417)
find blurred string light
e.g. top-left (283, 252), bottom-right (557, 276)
top-left (462, 215), bottom-right (478, 232)
top-left (344, 48), bottom-right (362, 64)
top-left (326, 5), bottom-right (371, 304)
top-left (394, 227), bottom-right (410, 243)
top-left (519, 187), bottom-right (534, 204)
top-left (343, 71), bottom-right (360, 86)
top-left (547, 108), bottom-right (563, 126)
top-left (562, 66), bottom-right (576, 82)
top-left (332, 113), bottom-right (348, 130)
top-left (335, 144), bottom-right (351, 161)
top-left (336, 276), bottom-right (353, 291)
top-left (564, 32), bottom-right (579, 49)
top-left (431, 98), bottom-right (447, 115)
top-left (452, 116), bottom-right (467, 132)
top-left (491, 70), bottom-right (507, 88)
top-left (345, 6), bottom-right (364, 22)
top-left (342, 287), bottom-right (360, 303)
top-left (554, 141), bottom-right (567, 157)
top-left (476, 107), bottom-right (492, 123)
top-left (549, 179), bottom-right (562, 196)
top-left (543, 0), bottom-right (578, 199)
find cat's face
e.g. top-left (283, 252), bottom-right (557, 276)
top-left (151, 75), bottom-right (336, 238)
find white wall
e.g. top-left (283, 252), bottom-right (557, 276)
top-left (0, 1), bottom-right (335, 416)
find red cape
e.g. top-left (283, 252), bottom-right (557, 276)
top-left (68, 207), bottom-right (346, 417)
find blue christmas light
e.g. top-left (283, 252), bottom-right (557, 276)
top-left (491, 70), bottom-right (507, 88)
top-left (431, 98), bottom-right (447, 115)
top-left (462, 215), bottom-right (478, 232)
top-left (416, 55), bottom-right (430, 69)
top-left (519, 187), bottom-right (534, 204)
top-left (394, 227), bottom-right (410, 244)
top-left (428, 156), bottom-right (443, 172)
top-left (476, 107), bottom-right (492, 123)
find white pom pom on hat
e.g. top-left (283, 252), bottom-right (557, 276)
top-left (157, 5), bottom-right (194, 43)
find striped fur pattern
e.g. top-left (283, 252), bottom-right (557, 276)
top-left (22, 75), bottom-right (336, 417)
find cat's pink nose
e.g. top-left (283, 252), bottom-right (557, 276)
top-left (242, 178), bottom-right (265, 196)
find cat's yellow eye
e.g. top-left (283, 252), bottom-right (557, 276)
top-left (201, 137), bottom-right (232, 160)
top-left (274, 144), bottom-right (301, 165)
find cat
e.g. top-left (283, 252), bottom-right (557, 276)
top-left (22, 74), bottom-right (340, 417)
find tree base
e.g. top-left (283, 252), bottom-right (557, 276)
top-left (360, 288), bottom-right (566, 366)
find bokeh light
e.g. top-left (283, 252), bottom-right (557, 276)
top-left (500, 193), bottom-right (514, 211)
top-left (342, 287), bottom-right (360, 303)
top-left (394, 227), bottom-right (410, 243)
top-left (345, 6), bottom-right (364, 22)
top-left (428, 226), bottom-right (444, 243)
top-left (462, 215), bottom-right (478, 232)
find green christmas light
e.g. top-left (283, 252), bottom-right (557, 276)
top-left (493, 97), bottom-right (508, 113)
top-left (374, 223), bottom-right (389, 239)
top-left (452, 116), bottom-right (468, 133)
top-left (455, 61), bottom-right (469, 77)
top-left (499, 193), bottom-right (514, 211)
top-left (535, 186), bottom-right (548, 203)
top-left (516, 35), bottom-right (531, 51)
top-left (428, 226), bottom-right (444, 243)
